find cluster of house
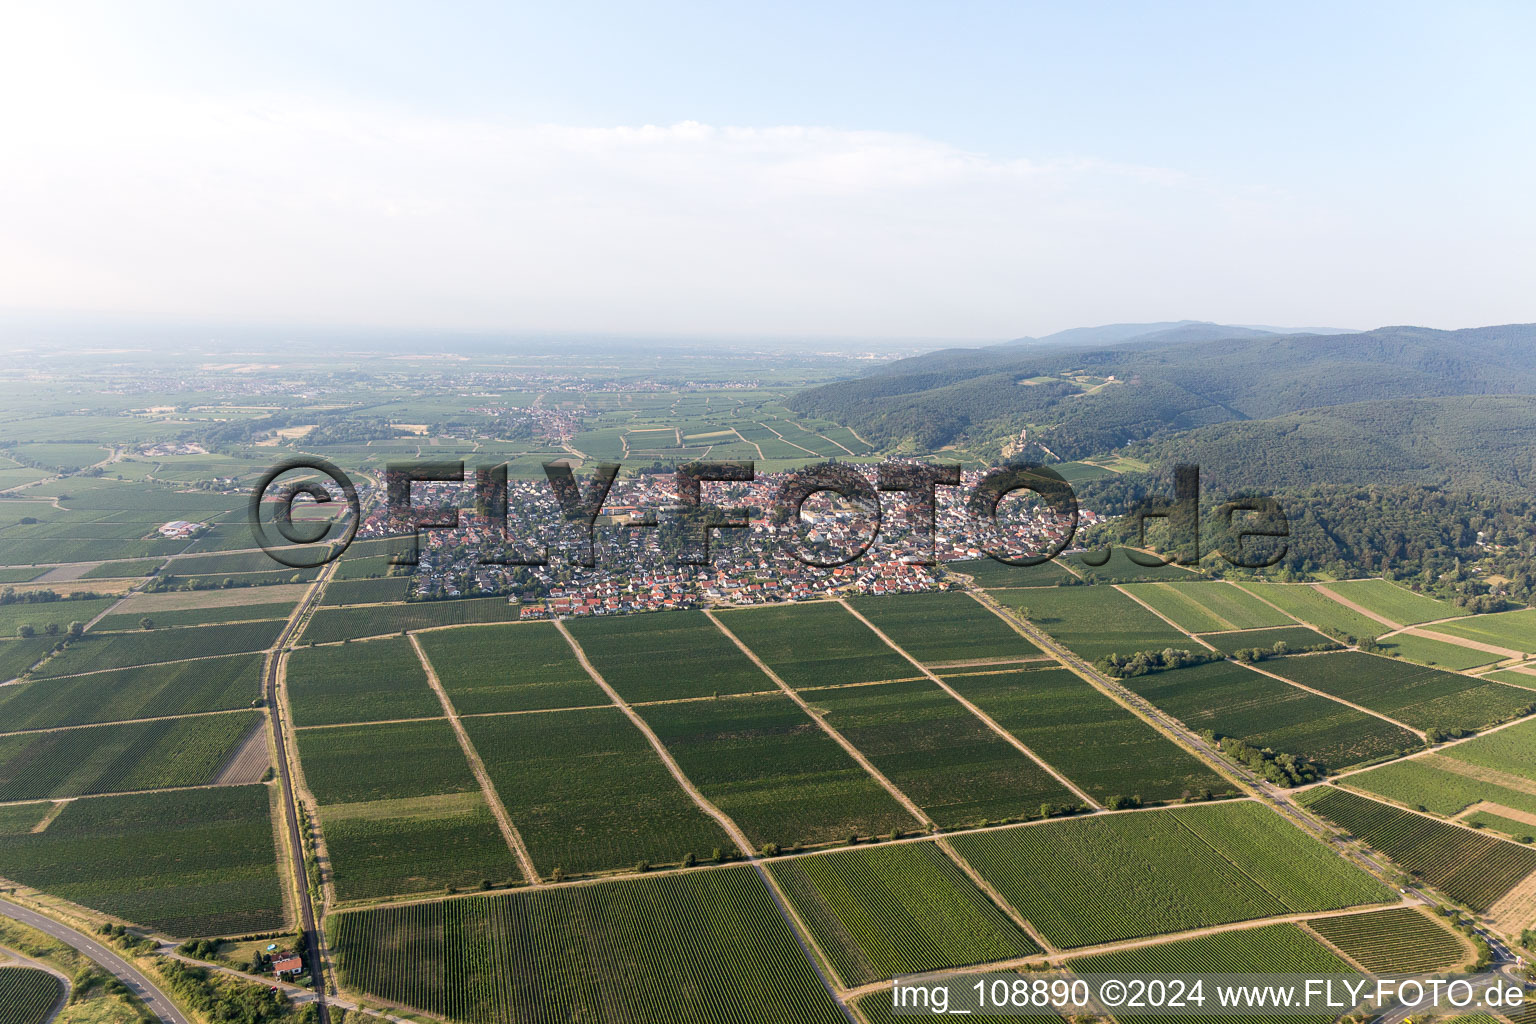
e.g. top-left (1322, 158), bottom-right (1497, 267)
top-left (156, 520), bottom-right (207, 539)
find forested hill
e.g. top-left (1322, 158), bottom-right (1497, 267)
top-left (789, 323), bottom-right (1536, 456)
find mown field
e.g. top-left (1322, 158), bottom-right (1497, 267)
top-left (948, 802), bottom-right (1389, 948)
top-left (1067, 924), bottom-right (1354, 1024)
top-left (286, 636), bottom-right (439, 726)
top-left (808, 679), bottom-right (1075, 827)
top-left (329, 865), bottom-right (848, 1024)
top-left (1197, 625), bottom-right (1335, 655)
top-left (1119, 661), bottom-right (1421, 770)
top-left (990, 585), bottom-right (1190, 662)
top-left (301, 598), bottom-right (523, 644)
top-left (1302, 787), bottom-right (1536, 911)
top-left (1235, 583), bottom-right (1388, 640)
top-left (295, 719), bottom-right (476, 805)
top-left (1307, 906), bottom-right (1468, 973)
top-left (30, 620), bottom-right (284, 677)
top-left (1342, 756), bottom-right (1536, 818)
top-left (567, 611), bottom-right (775, 702)
top-left (320, 792), bottom-right (516, 901)
top-left (638, 692), bottom-right (919, 849)
top-left (715, 603), bottom-right (913, 688)
top-left (1322, 580), bottom-right (1463, 625)
top-left (0, 654), bottom-right (261, 730)
top-left (465, 707), bottom-right (730, 876)
top-left (1121, 582), bottom-right (1293, 633)
top-left (1424, 609), bottom-right (1536, 655)
top-left (768, 842), bottom-right (1036, 987)
top-left (0, 711), bottom-right (261, 801)
top-left (1264, 651), bottom-right (1535, 733)
top-left (0, 967), bottom-right (63, 1024)
top-left (0, 786), bottom-right (286, 936)
top-left (943, 667), bottom-right (1233, 805)
top-left (848, 592), bottom-right (1040, 665)
top-left (417, 622), bottom-right (601, 713)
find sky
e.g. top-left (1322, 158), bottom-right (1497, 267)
top-left (0, 1), bottom-right (1532, 341)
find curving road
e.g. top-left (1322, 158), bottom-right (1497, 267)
top-left (0, 897), bottom-right (189, 1024)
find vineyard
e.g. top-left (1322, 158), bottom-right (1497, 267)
top-left (1442, 716), bottom-right (1536, 778)
top-left (1322, 580), bottom-right (1463, 625)
top-left (1197, 625), bottom-right (1336, 656)
top-left (465, 707), bottom-right (730, 876)
top-left (1063, 549), bottom-right (1197, 584)
top-left (29, 620), bottom-right (285, 677)
top-left (1343, 756), bottom-right (1536, 818)
top-left (0, 638), bottom-right (52, 682)
top-left (416, 622), bottom-right (601, 713)
top-left (1373, 631), bottom-right (1501, 670)
top-left (989, 585), bottom-right (1190, 662)
top-left (1265, 651), bottom-right (1534, 733)
top-left (320, 576), bottom-right (413, 605)
top-left (320, 792), bottom-right (516, 900)
top-left (94, 600), bottom-right (296, 631)
top-left (944, 666), bottom-right (1233, 805)
top-left (1302, 787), bottom-right (1536, 911)
top-left (286, 636), bottom-right (439, 726)
top-left (636, 692), bottom-right (918, 848)
top-left (1424, 609), bottom-right (1536, 655)
top-left (1120, 661), bottom-right (1421, 770)
top-left (854, 989), bottom-right (1061, 1024)
top-left (1308, 907), bottom-right (1469, 973)
top-left (943, 557), bottom-right (1071, 588)
top-left (714, 603), bottom-right (913, 688)
top-left (1234, 584), bottom-right (1386, 640)
top-left (847, 592), bottom-right (1039, 665)
top-left (567, 611), bottom-right (776, 702)
top-left (0, 710), bottom-right (261, 801)
top-left (0, 598), bottom-right (116, 636)
top-left (767, 842), bottom-right (1036, 986)
top-left (300, 597), bottom-right (523, 644)
top-left (296, 719), bottom-right (476, 805)
top-left (808, 679), bottom-right (1074, 828)
top-left (329, 866), bottom-right (848, 1023)
top-left (0, 653), bottom-right (261, 730)
top-left (0, 786), bottom-right (286, 936)
top-left (1121, 582), bottom-right (1293, 633)
top-left (0, 967), bottom-right (64, 1024)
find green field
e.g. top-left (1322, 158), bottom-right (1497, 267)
top-left (0, 786), bottom-right (286, 936)
top-left (942, 558), bottom-right (1071, 588)
top-left (808, 679), bottom-right (1076, 827)
top-left (1067, 924), bottom-right (1354, 1024)
top-left (947, 801), bottom-right (1387, 949)
top-left (1424, 609), bottom-right (1536, 656)
top-left (0, 711), bottom-right (261, 801)
top-left (296, 719), bottom-right (476, 805)
top-left (1373, 631), bottom-right (1504, 670)
top-left (1307, 906), bottom-right (1468, 973)
top-left (1236, 583), bottom-right (1389, 640)
top-left (465, 707), bottom-right (730, 876)
top-left (1198, 625), bottom-right (1336, 655)
top-left (990, 585), bottom-right (1191, 662)
top-left (1342, 756), bottom-right (1536, 818)
top-left (715, 603), bottom-right (914, 688)
top-left (567, 611), bottom-right (775, 702)
top-left (637, 692), bottom-right (919, 849)
top-left (1118, 661), bottom-right (1421, 770)
top-left (848, 592), bottom-right (1041, 665)
top-left (1264, 651), bottom-right (1535, 733)
top-left (1322, 580), bottom-right (1465, 625)
top-left (1121, 582), bottom-right (1294, 633)
top-left (943, 667), bottom-right (1233, 805)
top-left (0, 654), bottom-right (261, 730)
top-left (30, 620), bottom-right (284, 676)
top-left (301, 597), bottom-right (523, 644)
top-left (320, 792), bottom-right (517, 901)
top-left (417, 622), bottom-right (602, 713)
top-left (768, 842), bottom-right (1036, 986)
top-left (287, 636), bottom-right (439, 726)
top-left (1301, 787), bottom-right (1536, 911)
top-left (0, 967), bottom-right (63, 1024)
top-left (329, 865), bottom-right (848, 1024)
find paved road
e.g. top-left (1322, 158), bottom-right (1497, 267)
top-left (0, 897), bottom-right (189, 1024)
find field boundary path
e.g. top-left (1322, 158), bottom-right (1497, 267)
top-left (0, 897), bottom-right (188, 1024)
top-left (836, 598), bottom-right (1103, 810)
top-left (553, 618), bottom-right (857, 1022)
top-left (703, 609), bottom-right (934, 830)
top-left (265, 562), bottom-right (336, 1024)
top-left (407, 634), bottom-right (539, 884)
top-left (1113, 584), bottom-right (1221, 648)
top-left (1310, 583), bottom-right (1403, 631)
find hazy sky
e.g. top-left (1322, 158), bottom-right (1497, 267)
top-left (2, 2), bottom-right (1532, 340)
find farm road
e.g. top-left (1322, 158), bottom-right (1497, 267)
top-left (0, 897), bottom-right (188, 1024)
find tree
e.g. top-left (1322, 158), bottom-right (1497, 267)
top-left (140, 617), bottom-right (155, 630)
top-left (43, 622), bottom-right (59, 636)
top-left (67, 621), bottom-right (84, 639)
top-left (16, 624), bottom-right (34, 638)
